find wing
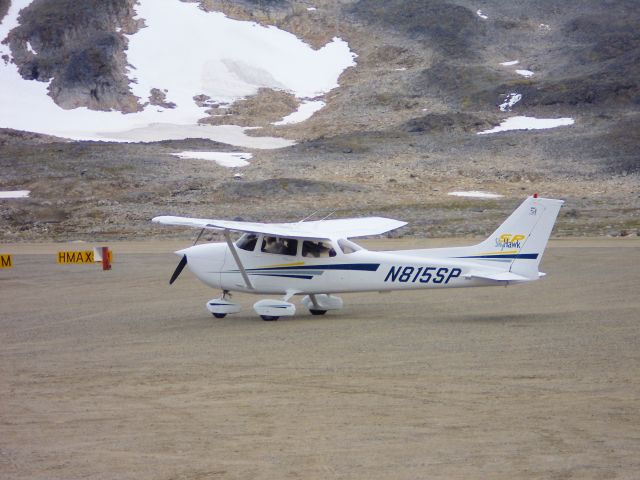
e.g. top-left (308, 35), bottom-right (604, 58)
top-left (152, 216), bottom-right (407, 240)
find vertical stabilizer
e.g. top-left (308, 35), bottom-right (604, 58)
top-left (469, 196), bottom-right (564, 278)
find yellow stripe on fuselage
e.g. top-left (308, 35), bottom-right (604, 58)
top-left (476, 250), bottom-right (519, 256)
top-left (261, 261), bottom-right (306, 268)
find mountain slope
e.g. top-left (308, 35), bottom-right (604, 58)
top-left (0, 0), bottom-right (638, 241)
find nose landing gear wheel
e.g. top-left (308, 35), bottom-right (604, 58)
top-left (309, 309), bottom-right (327, 316)
top-left (206, 292), bottom-right (240, 318)
top-left (260, 315), bottom-right (279, 321)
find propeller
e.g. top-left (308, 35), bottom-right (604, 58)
top-left (169, 255), bottom-right (187, 285)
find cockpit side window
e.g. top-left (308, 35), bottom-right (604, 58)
top-left (237, 233), bottom-right (258, 252)
top-left (302, 240), bottom-right (337, 258)
top-left (261, 236), bottom-right (298, 256)
top-left (338, 238), bottom-right (363, 254)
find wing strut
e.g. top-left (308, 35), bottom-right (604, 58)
top-left (223, 229), bottom-right (254, 290)
top-left (193, 227), bottom-right (205, 246)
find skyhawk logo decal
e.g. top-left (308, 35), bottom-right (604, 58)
top-left (495, 234), bottom-right (525, 249)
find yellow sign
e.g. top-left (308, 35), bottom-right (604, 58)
top-left (0, 254), bottom-right (12, 269)
top-left (57, 250), bottom-right (94, 264)
top-left (57, 250), bottom-right (112, 265)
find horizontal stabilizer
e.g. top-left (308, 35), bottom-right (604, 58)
top-left (465, 270), bottom-right (533, 282)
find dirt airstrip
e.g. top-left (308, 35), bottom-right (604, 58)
top-left (1, 238), bottom-right (639, 479)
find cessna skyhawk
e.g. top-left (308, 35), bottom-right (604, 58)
top-left (153, 195), bottom-right (563, 320)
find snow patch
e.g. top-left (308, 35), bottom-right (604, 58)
top-left (104, 124), bottom-right (295, 148)
top-left (0, 0), bottom-right (355, 147)
top-left (394, 67), bottom-right (407, 71)
top-left (539, 23), bottom-right (551, 31)
top-left (448, 191), bottom-right (503, 199)
top-left (499, 93), bottom-right (522, 112)
top-left (172, 151), bottom-right (252, 168)
top-left (476, 9), bottom-right (488, 20)
top-left (477, 116), bottom-right (575, 135)
top-left (273, 100), bottom-right (326, 126)
top-left (515, 69), bottom-right (534, 77)
top-left (127, 1), bottom-right (356, 105)
top-left (307, 7), bottom-right (317, 11)
top-left (501, 62), bottom-right (534, 78)
top-left (0, 0), bottom-right (28, 57)
top-left (26, 41), bottom-right (36, 54)
top-left (0, 190), bottom-right (30, 199)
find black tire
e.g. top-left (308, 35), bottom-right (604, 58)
top-left (260, 315), bottom-right (279, 321)
top-left (309, 309), bottom-right (327, 316)
top-left (212, 313), bottom-right (227, 319)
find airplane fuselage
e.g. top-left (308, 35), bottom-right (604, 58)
top-left (182, 241), bottom-right (518, 295)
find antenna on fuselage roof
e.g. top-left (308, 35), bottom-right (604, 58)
top-left (298, 209), bottom-right (337, 223)
top-left (298, 210), bottom-right (320, 223)
top-left (318, 210), bottom-right (336, 221)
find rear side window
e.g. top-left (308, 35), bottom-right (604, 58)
top-left (261, 237), bottom-right (298, 256)
top-left (302, 240), bottom-right (336, 258)
top-left (237, 234), bottom-right (258, 251)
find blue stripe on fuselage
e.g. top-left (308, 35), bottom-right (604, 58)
top-left (224, 263), bottom-right (381, 281)
top-left (246, 263), bottom-right (380, 272)
top-left (456, 253), bottom-right (539, 260)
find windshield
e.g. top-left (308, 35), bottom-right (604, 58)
top-left (236, 233), bottom-right (258, 251)
top-left (338, 238), bottom-right (363, 254)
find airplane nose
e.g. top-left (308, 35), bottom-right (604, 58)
top-left (171, 242), bottom-right (226, 289)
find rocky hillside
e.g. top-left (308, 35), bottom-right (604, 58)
top-left (4, 0), bottom-right (140, 112)
top-left (1, 0), bottom-right (638, 241)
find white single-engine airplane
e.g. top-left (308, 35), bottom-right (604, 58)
top-left (152, 195), bottom-right (563, 320)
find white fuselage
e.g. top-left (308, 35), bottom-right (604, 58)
top-left (181, 239), bottom-right (519, 296)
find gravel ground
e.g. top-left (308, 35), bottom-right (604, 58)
top-left (1, 238), bottom-right (639, 479)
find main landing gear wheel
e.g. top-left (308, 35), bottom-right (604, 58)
top-left (212, 313), bottom-right (227, 319)
top-left (253, 299), bottom-right (294, 321)
top-left (302, 295), bottom-right (343, 316)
